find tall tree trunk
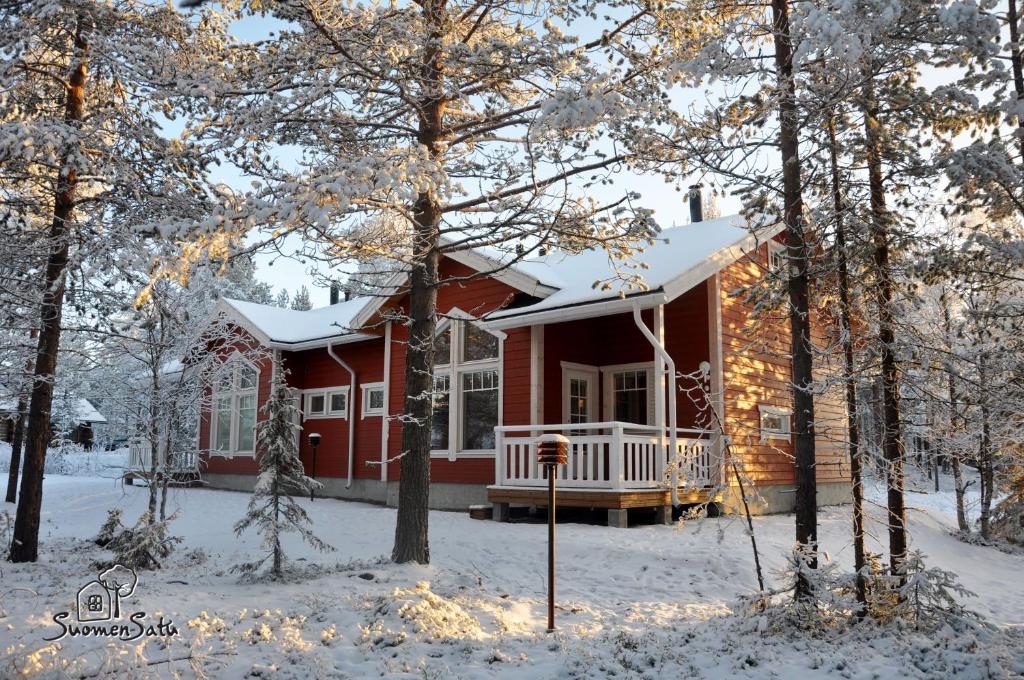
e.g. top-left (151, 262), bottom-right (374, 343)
top-left (9, 24), bottom-right (87, 563)
top-left (771, 0), bottom-right (818, 599)
top-left (941, 290), bottom-right (970, 532)
top-left (978, 352), bottom-right (994, 539)
top-left (392, 0), bottom-right (445, 565)
top-left (5, 329), bottom-right (38, 503)
top-left (861, 68), bottom-right (907, 578)
top-left (827, 116), bottom-right (867, 612)
top-left (5, 391), bottom-right (29, 504)
top-left (1008, 0), bottom-right (1024, 153)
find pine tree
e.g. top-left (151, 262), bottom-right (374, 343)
top-left (274, 288), bottom-right (290, 309)
top-left (290, 285), bottom-right (312, 311)
top-left (173, 0), bottom-right (673, 564)
top-left (234, 359), bottom-right (332, 579)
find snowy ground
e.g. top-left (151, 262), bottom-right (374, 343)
top-left (0, 467), bottom-right (1021, 678)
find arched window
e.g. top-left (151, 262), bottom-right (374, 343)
top-left (211, 358), bottom-right (259, 455)
top-left (430, 314), bottom-right (504, 459)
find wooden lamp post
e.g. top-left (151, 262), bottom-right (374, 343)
top-left (536, 433), bottom-right (568, 632)
top-left (308, 432), bottom-right (321, 500)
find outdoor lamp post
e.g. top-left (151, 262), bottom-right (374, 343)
top-left (536, 433), bottom-right (568, 632)
top-left (308, 432), bottom-right (321, 501)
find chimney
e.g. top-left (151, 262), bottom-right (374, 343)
top-left (344, 289), bottom-right (352, 302)
top-left (329, 284), bottom-right (340, 305)
top-left (689, 184), bottom-right (703, 223)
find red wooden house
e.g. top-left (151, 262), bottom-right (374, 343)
top-left (198, 209), bottom-right (850, 527)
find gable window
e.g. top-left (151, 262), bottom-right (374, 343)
top-left (302, 386), bottom-right (349, 419)
top-left (759, 405), bottom-right (792, 442)
top-left (768, 241), bottom-right (786, 274)
top-left (211, 359), bottom-right (259, 455)
top-left (430, 315), bottom-right (504, 458)
top-left (361, 382), bottom-right (385, 418)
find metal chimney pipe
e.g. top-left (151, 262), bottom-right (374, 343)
top-left (329, 284), bottom-right (340, 305)
top-left (689, 184), bottom-right (703, 223)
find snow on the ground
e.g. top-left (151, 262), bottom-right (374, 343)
top-left (0, 472), bottom-right (1021, 678)
top-left (0, 442), bottom-right (128, 478)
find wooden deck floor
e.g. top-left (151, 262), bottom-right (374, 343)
top-left (486, 485), bottom-right (717, 509)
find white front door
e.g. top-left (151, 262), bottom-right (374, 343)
top-left (562, 364), bottom-right (598, 427)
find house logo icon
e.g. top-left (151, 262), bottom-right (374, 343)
top-left (76, 564), bottom-right (137, 622)
top-left (45, 564), bottom-right (178, 642)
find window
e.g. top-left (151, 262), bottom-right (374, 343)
top-left (429, 315), bottom-right (504, 457)
top-left (430, 374), bottom-right (450, 450)
top-left (361, 382), bottom-right (385, 418)
top-left (302, 387), bottom-right (349, 419)
top-left (759, 405), bottom-right (792, 442)
top-left (768, 241), bottom-right (785, 274)
top-left (562, 363), bottom-right (598, 430)
top-left (461, 369), bottom-right (498, 450)
top-left (210, 358), bottom-right (259, 455)
top-left (614, 369), bottom-right (649, 424)
top-left (462, 323), bottom-right (499, 362)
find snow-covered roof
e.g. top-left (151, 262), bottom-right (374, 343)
top-left (74, 399), bottom-right (107, 424)
top-left (0, 395), bottom-right (106, 424)
top-left (218, 296), bottom-right (375, 350)
top-left (483, 215), bottom-right (782, 327)
top-left (214, 213), bottom-right (780, 347)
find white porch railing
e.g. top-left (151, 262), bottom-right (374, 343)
top-left (494, 422), bottom-right (720, 491)
top-left (128, 441), bottom-right (198, 472)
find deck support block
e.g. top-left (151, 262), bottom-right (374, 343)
top-left (655, 505), bottom-right (672, 525)
top-left (492, 502), bottom-right (510, 522)
top-left (607, 508), bottom-right (629, 528)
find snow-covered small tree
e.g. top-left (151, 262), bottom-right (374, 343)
top-left (290, 285), bottom-right (312, 311)
top-left (234, 359), bottom-right (332, 579)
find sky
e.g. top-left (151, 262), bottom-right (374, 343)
top-left (215, 10), bottom-right (745, 308)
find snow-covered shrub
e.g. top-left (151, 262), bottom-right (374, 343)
top-left (895, 552), bottom-right (977, 630)
top-left (105, 511), bottom-right (182, 570)
top-left (94, 508), bottom-right (122, 547)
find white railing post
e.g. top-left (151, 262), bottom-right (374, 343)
top-left (494, 427), bottom-right (505, 485)
top-left (611, 423), bottom-right (625, 490)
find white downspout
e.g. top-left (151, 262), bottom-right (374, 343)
top-left (380, 320), bottom-right (392, 481)
top-left (632, 303), bottom-right (679, 506)
top-left (327, 343), bottom-right (357, 489)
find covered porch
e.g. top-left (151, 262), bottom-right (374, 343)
top-left (486, 279), bottom-right (725, 526)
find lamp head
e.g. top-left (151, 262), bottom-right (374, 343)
top-left (308, 432), bottom-right (321, 447)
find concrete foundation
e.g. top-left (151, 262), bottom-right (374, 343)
top-left (607, 508), bottom-right (629, 528)
top-left (202, 473), bottom-right (489, 511)
top-left (655, 505), bottom-right (672, 525)
top-left (720, 480), bottom-right (852, 516)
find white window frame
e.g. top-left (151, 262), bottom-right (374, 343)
top-left (561, 362), bottom-right (599, 425)
top-left (302, 386), bottom-right (350, 419)
top-left (430, 309), bottom-right (505, 460)
top-left (759, 404), bottom-right (792, 443)
top-left (361, 382), bottom-right (385, 418)
top-left (209, 354), bottom-right (260, 457)
top-left (768, 240), bottom-right (786, 274)
top-left (601, 362), bottom-right (656, 426)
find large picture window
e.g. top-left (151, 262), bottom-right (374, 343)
top-left (430, 316), bottom-right (503, 457)
top-left (210, 359), bottom-right (259, 455)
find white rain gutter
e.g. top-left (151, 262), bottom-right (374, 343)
top-left (327, 342), bottom-right (357, 489)
top-left (632, 303), bottom-right (680, 506)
